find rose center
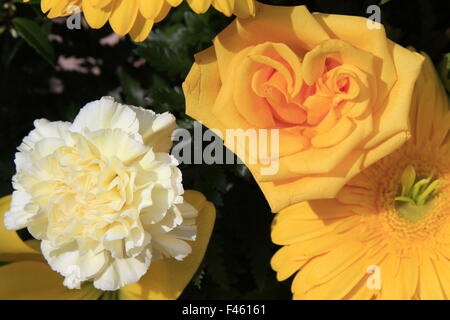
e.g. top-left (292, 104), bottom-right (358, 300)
top-left (337, 76), bottom-right (350, 93)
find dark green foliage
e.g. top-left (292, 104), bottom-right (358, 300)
top-left (0, 0), bottom-right (448, 299)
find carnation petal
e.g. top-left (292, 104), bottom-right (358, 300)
top-left (71, 96), bottom-right (140, 135)
top-left (93, 249), bottom-right (152, 291)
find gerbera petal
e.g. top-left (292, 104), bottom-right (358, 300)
top-left (82, 0), bottom-right (113, 29)
top-left (419, 255), bottom-right (446, 300)
top-left (301, 257), bottom-right (368, 300)
top-left (85, 0), bottom-right (112, 8)
top-left (108, 0), bottom-right (139, 36)
top-left (137, 0), bottom-right (165, 20)
top-left (187, 0), bottom-right (212, 14)
top-left (212, 0), bottom-right (233, 16)
top-left (271, 245), bottom-right (308, 281)
top-left (434, 258), bottom-right (450, 299)
top-left (303, 240), bottom-right (366, 287)
top-left (166, 0), bottom-right (183, 6)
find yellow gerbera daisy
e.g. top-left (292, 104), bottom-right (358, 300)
top-left (271, 54), bottom-right (450, 300)
top-left (0, 191), bottom-right (215, 299)
top-left (23, 0), bottom-right (256, 41)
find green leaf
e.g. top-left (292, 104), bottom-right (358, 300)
top-left (439, 53), bottom-right (450, 94)
top-left (12, 17), bottom-right (54, 66)
top-left (117, 70), bottom-right (145, 106)
top-left (192, 268), bottom-right (205, 289)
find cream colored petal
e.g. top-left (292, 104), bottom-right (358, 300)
top-left (93, 248), bottom-right (152, 291)
top-left (0, 195), bottom-right (41, 262)
top-left (71, 96), bottom-right (140, 134)
top-left (120, 190), bottom-right (215, 300)
top-left (131, 107), bottom-right (176, 152)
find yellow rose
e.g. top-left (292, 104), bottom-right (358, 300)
top-left (183, 4), bottom-right (424, 212)
top-left (270, 54), bottom-right (450, 300)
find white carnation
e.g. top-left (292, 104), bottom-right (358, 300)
top-left (4, 96), bottom-right (198, 291)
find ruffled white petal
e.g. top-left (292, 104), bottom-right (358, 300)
top-left (18, 119), bottom-right (71, 153)
top-left (6, 96), bottom-right (198, 291)
top-left (71, 96), bottom-right (140, 136)
top-left (87, 128), bottom-right (148, 164)
top-left (131, 107), bottom-right (176, 152)
top-left (93, 249), bottom-right (152, 291)
top-left (41, 240), bottom-right (108, 289)
top-left (152, 235), bottom-right (192, 261)
top-left (4, 190), bottom-right (37, 230)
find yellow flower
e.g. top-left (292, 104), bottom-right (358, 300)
top-left (271, 55), bottom-right (450, 300)
top-left (0, 191), bottom-right (215, 299)
top-left (23, 0), bottom-right (256, 42)
top-left (2, 96), bottom-right (216, 295)
top-left (183, 4), bottom-right (424, 212)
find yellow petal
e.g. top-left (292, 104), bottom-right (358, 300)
top-left (301, 256), bottom-right (367, 300)
top-left (166, 0), bottom-right (183, 7)
top-left (302, 39), bottom-right (376, 86)
top-left (419, 254), bottom-right (445, 300)
top-left (232, 0), bottom-right (255, 18)
top-left (303, 240), bottom-right (366, 286)
top-left (120, 190), bottom-right (216, 300)
top-left (184, 47), bottom-right (230, 130)
top-left (129, 11), bottom-right (154, 42)
top-left (363, 42), bottom-right (424, 150)
top-left (313, 12), bottom-right (397, 112)
top-left (85, 0), bottom-right (113, 9)
top-left (271, 246), bottom-right (308, 281)
top-left (187, 0), bottom-right (212, 14)
top-left (41, 0), bottom-right (59, 14)
top-left (213, 5), bottom-right (329, 82)
top-left (108, 0), bottom-right (139, 36)
top-left (311, 117), bottom-right (354, 148)
top-left (411, 53), bottom-right (450, 148)
top-left (257, 149), bottom-right (365, 212)
top-left (137, 0), bottom-right (165, 20)
top-left (0, 261), bottom-right (102, 300)
top-left (434, 258), bottom-right (450, 299)
top-left (154, 2), bottom-right (172, 23)
top-left (82, 0), bottom-right (113, 29)
top-left (212, 0), bottom-right (233, 17)
top-left (45, 0), bottom-right (80, 18)
top-left (0, 195), bottom-right (41, 262)
top-left (379, 254), bottom-right (418, 300)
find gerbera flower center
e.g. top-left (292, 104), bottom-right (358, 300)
top-left (374, 148), bottom-right (450, 242)
top-left (394, 165), bottom-right (439, 222)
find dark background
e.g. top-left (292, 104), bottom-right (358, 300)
top-left (0, 0), bottom-right (448, 299)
